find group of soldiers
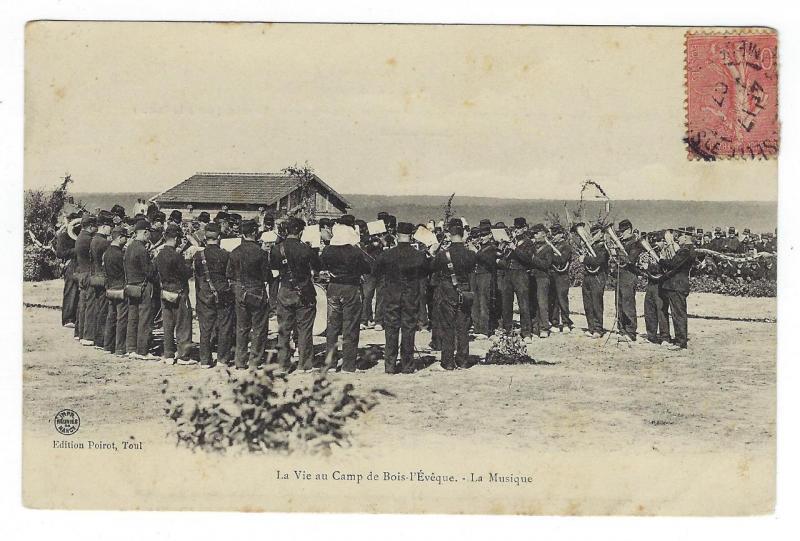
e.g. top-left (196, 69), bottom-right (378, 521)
top-left (54, 202), bottom-right (720, 374)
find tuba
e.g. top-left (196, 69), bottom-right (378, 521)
top-left (65, 217), bottom-right (82, 241)
top-left (638, 237), bottom-right (662, 278)
top-left (662, 230), bottom-right (679, 259)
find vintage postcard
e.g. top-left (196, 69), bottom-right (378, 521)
top-left (22, 22), bottom-right (778, 514)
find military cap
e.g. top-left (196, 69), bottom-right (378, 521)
top-left (479, 222), bottom-right (492, 234)
top-left (196, 211), bottom-right (211, 223)
top-left (479, 218), bottom-right (492, 228)
top-left (229, 213), bottom-right (243, 224)
top-left (448, 223), bottom-right (465, 236)
top-left (110, 204), bottom-right (126, 218)
top-left (163, 223), bottom-right (182, 239)
top-left (550, 224), bottom-right (565, 235)
top-left (318, 217), bottom-right (332, 228)
top-left (133, 219), bottom-right (151, 231)
top-left (447, 218), bottom-right (463, 228)
top-left (385, 214), bottom-right (397, 228)
top-left (531, 223), bottom-right (547, 234)
top-left (743, 228), bottom-right (751, 234)
top-left (214, 211), bottom-right (229, 223)
top-left (286, 217), bottom-right (305, 234)
top-left (241, 219), bottom-right (258, 236)
top-left (396, 222), bottom-right (414, 235)
top-left (618, 219), bottom-right (633, 232)
top-left (377, 211), bottom-right (389, 220)
top-left (111, 225), bottom-right (128, 239)
top-left (167, 210), bottom-right (181, 224)
top-left (81, 215), bottom-right (97, 227)
top-left (714, 226), bottom-right (722, 233)
top-left (204, 222), bottom-right (221, 235)
top-left (728, 226), bottom-right (736, 234)
top-left (338, 214), bottom-right (356, 227)
top-left (494, 221), bottom-right (507, 229)
top-left (263, 214), bottom-right (275, 225)
top-left (355, 219), bottom-right (368, 230)
top-left (97, 211), bottom-right (115, 227)
top-left (513, 217), bottom-right (527, 229)
top-left (469, 226), bottom-right (480, 236)
top-left (151, 211), bottom-right (166, 223)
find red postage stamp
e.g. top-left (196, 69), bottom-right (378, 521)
top-left (685, 30), bottom-right (779, 160)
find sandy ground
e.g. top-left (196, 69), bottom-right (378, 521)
top-left (21, 279), bottom-right (776, 513)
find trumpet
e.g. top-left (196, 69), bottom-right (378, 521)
top-left (544, 236), bottom-right (562, 257)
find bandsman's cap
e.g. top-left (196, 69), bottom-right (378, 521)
top-left (385, 215), bottom-right (397, 228)
top-left (204, 222), bottom-right (221, 235)
top-left (97, 210), bottom-right (115, 226)
top-left (214, 211), bottom-right (229, 223)
top-left (338, 214), bottom-right (356, 227)
top-left (318, 217), bottom-right (332, 228)
top-left (618, 219), bottom-right (633, 232)
top-left (550, 224), bottom-right (565, 235)
top-left (241, 219), bottom-right (259, 236)
top-left (110, 204), bottom-right (126, 218)
top-left (197, 211), bottom-right (211, 224)
top-left (81, 215), bottom-right (97, 227)
top-left (513, 217), bottom-right (527, 229)
top-left (531, 223), bottom-right (547, 234)
top-left (111, 225), bottom-right (128, 239)
top-left (133, 219), bottom-right (151, 231)
top-left (396, 222), bottom-right (414, 235)
top-left (152, 211), bottom-right (166, 223)
top-left (494, 221), bottom-right (507, 229)
top-left (164, 224), bottom-right (182, 238)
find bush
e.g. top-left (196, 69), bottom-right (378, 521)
top-left (483, 329), bottom-right (537, 365)
top-left (162, 366), bottom-right (392, 455)
top-left (23, 244), bottom-right (61, 281)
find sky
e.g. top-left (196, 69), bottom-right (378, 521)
top-left (24, 22), bottom-right (778, 201)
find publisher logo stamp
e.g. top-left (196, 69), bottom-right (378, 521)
top-left (54, 409), bottom-right (80, 435)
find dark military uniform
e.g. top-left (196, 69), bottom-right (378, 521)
top-left (270, 237), bottom-right (320, 370)
top-left (581, 240), bottom-right (609, 335)
top-left (615, 236), bottom-right (644, 340)
top-left (154, 245), bottom-right (193, 360)
top-left (228, 239), bottom-right (272, 368)
top-left (374, 241), bottom-right (431, 373)
top-left (659, 244), bottom-right (696, 349)
top-left (643, 260), bottom-right (670, 344)
top-left (472, 240), bottom-right (500, 336)
top-left (193, 243), bottom-right (235, 366)
top-left (55, 229), bottom-right (78, 326)
top-left (87, 232), bottom-right (111, 347)
top-left (501, 237), bottom-right (535, 337)
top-left (102, 243), bottom-right (128, 355)
top-left (521, 240), bottom-right (553, 335)
top-left (548, 239), bottom-right (573, 331)
top-left (431, 242), bottom-right (477, 369)
top-left (74, 229), bottom-right (94, 340)
top-left (320, 243), bottom-right (372, 371)
top-left (359, 235), bottom-right (384, 326)
top-left (124, 239), bottom-right (155, 356)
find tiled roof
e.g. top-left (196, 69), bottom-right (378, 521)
top-left (151, 172), bottom-right (351, 208)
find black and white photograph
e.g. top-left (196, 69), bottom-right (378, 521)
top-left (19, 21), bottom-right (779, 516)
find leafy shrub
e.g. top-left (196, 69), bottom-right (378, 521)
top-left (483, 329), bottom-right (536, 365)
top-left (23, 244), bottom-right (61, 281)
top-left (162, 365), bottom-right (392, 455)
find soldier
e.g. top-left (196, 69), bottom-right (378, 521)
top-left (168, 210), bottom-right (183, 227)
top-left (430, 221), bottom-right (477, 370)
top-left (499, 218), bottom-right (535, 342)
top-left (659, 231), bottom-right (696, 350)
top-left (110, 204), bottom-right (126, 226)
top-left (193, 222), bottom-right (235, 368)
top-left (642, 232), bottom-right (671, 345)
top-left (471, 223), bottom-right (499, 339)
top-left (102, 226), bottom-right (128, 356)
top-left (492, 221), bottom-right (508, 329)
top-left (614, 219), bottom-right (644, 342)
top-left (358, 219), bottom-right (382, 330)
top-left (227, 220), bottom-right (272, 369)
top-left (86, 211), bottom-right (114, 348)
top-left (319, 217), bottom-right (333, 246)
top-left (56, 212), bottom-right (81, 328)
top-left (524, 223), bottom-right (554, 338)
top-left (270, 217), bottom-right (320, 371)
top-left (154, 224), bottom-right (194, 365)
top-left (320, 216), bottom-right (373, 372)
top-left (74, 215), bottom-right (97, 344)
top-left (374, 221), bottom-right (434, 374)
top-left (548, 224), bottom-right (574, 333)
top-left (373, 213), bottom-right (397, 331)
top-left (724, 226), bottom-right (740, 253)
top-left (710, 227), bottom-right (725, 251)
top-left (580, 224), bottom-right (609, 338)
top-left (125, 220), bottom-right (158, 360)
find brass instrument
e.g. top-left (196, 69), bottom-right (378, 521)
top-left (604, 226), bottom-right (629, 259)
top-left (544, 236), bottom-right (562, 257)
top-left (65, 217), bottom-right (82, 241)
top-left (662, 230), bottom-right (679, 259)
top-left (573, 223), bottom-right (597, 258)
